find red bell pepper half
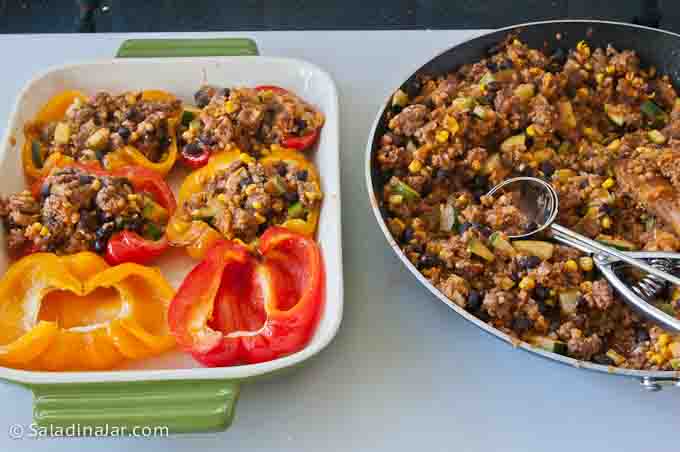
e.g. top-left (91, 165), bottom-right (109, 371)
top-left (168, 227), bottom-right (325, 367)
top-left (32, 164), bottom-right (177, 266)
top-left (254, 85), bottom-right (322, 151)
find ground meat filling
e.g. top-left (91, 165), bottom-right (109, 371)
top-left (180, 157), bottom-right (322, 243)
top-left (377, 36), bottom-right (680, 370)
top-left (0, 167), bottom-right (167, 255)
top-left (29, 91), bottom-right (181, 165)
top-left (179, 86), bottom-right (325, 157)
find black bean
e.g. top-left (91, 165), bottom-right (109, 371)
top-left (40, 183), bottom-right (51, 199)
top-left (125, 107), bottom-right (139, 121)
top-left (410, 243), bottom-right (424, 254)
top-left (79, 174), bottom-right (95, 185)
top-left (550, 47), bottom-right (567, 66)
top-left (199, 134), bottom-right (217, 147)
top-left (194, 88), bottom-right (215, 108)
top-left (473, 174), bottom-right (489, 188)
top-left (510, 271), bottom-right (521, 282)
top-left (276, 163), bottom-right (288, 177)
top-left (95, 223), bottom-right (114, 240)
top-left (636, 328), bottom-right (650, 343)
top-left (485, 61), bottom-right (498, 72)
top-left (78, 210), bottom-right (98, 231)
top-left (458, 222), bottom-right (473, 234)
top-left (93, 239), bottom-right (106, 254)
top-left (404, 79), bottom-right (421, 98)
top-left (524, 221), bottom-right (538, 234)
top-left (525, 135), bottom-right (534, 149)
top-left (217, 87), bottom-right (231, 98)
top-left (239, 176), bottom-right (253, 189)
top-left (435, 168), bottom-right (449, 181)
top-left (402, 227), bottom-right (415, 242)
top-left (284, 191), bottom-right (299, 203)
top-left (549, 317), bottom-right (561, 332)
top-left (592, 354), bottom-right (614, 366)
top-left (160, 136), bottom-right (172, 149)
top-left (499, 59), bottom-right (514, 70)
top-left (425, 98), bottom-right (436, 110)
top-left (95, 149), bottom-right (106, 163)
top-left (125, 213), bottom-right (143, 231)
top-left (521, 167), bottom-right (536, 178)
top-left (536, 299), bottom-right (550, 315)
top-left (117, 127), bottom-right (131, 140)
top-left (418, 254), bottom-right (438, 269)
top-left (599, 203), bottom-right (613, 215)
top-left (540, 161), bottom-right (555, 177)
top-left (485, 81), bottom-right (500, 93)
top-left (476, 309), bottom-right (491, 322)
top-left (183, 142), bottom-right (203, 156)
top-left (467, 290), bottom-right (482, 312)
top-left (512, 316), bottom-right (533, 333)
top-left (534, 283), bottom-right (549, 301)
top-left (295, 118), bottom-right (308, 132)
top-left (97, 208), bottom-right (112, 223)
top-left (579, 180), bottom-right (589, 189)
top-left (477, 225), bottom-right (493, 238)
top-left (472, 188), bottom-right (486, 203)
top-left (296, 170), bottom-right (308, 181)
top-left (576, 295), bottom-right (587, 310)
top-left (390, 104), bottom-right (403, 115)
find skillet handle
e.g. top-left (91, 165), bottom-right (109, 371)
top-left (640, 377), bottom-right (680, 392)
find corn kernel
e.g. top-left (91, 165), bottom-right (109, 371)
top-left (239, 153), bottom-right (254, 164)
top-left (658, 334), bottom-right (671, 347)
top-left (601, 216), bottom-right (612, 229)
top-left (579, 256), bottom-right (594, 272)
top-left (565, 259), bottom-right (579, 272)
top-left (595, 73), bottom-right (604, 85)
top-left (408, 159), bottom-right (423, 173)
top-left (606, 65), bottom-right (615, 74)
top-left (601, 178), bottom-right (615, 189)
top-left (435, 130), bottom-right (450, 143)
top-left (271, 143), bottom-right (283, 152)
top-left (526, 124), bottom-right (536, 137)
top-left (252, 201), bottom-right (263, 210)
top-left (518, 276), bottom-right (536, 291)
top-left (651, 353), bottom-right (664, 365)
top-left (500, 277), bottom-right (516, 290)
top-left (577, 87), bottom-right (589, 98)
top-left (39, 226), bottom-right (49, 237)
top-left (607, 139), bottom-right (621, 151)
top-left (217, 194), bottom-right (227, 203)
top-left (225, 100), bottom-right (237, 114)
top-left (444, 116), bottom-right (459, 135)
top-left (245, 184), bottom-right (258, 196)
top-left (672, 288), bottom-right (680, 301)
top-left (254, 213), bottom-right (267, 224)
top-left (389, 194), bottom-right (403, 205)
top-left (580, 281), bottom-right (593, 293)
top-left (576, 40), bottom-right (590, 57)
top-left (471, 160), bottom-right (481, 172)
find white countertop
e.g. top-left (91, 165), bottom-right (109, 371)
top-left (0, 30), bottom-right (678, 451)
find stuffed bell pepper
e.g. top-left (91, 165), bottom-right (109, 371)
top-left (176, 85), bottom-right (324, 168)
top-left (169, 227), bottom-right (324, 367)
top-left (0, 163), bottom-right (176, 265)
top-left (167, 148), bottom-right (322, 259)
top-left (0, 252), bottom-right (175, 371)
top-left (23, 89), bottom-right (181, 180)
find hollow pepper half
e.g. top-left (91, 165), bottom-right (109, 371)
top-left (167, 148), bottom-right (321, 260)
top-left (169, 227), bottom-right (325, 367)
top-left (31, 163), bottom-right (177, 265)
top-left (0, 252), bottom-right (176, 371)
top-left (254, 85), bottom-right (322, 151)
top-left (23, 90), bottom-right (180, 181)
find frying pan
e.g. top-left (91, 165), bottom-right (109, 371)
top-left (365, 20), bottom-right (680, 391)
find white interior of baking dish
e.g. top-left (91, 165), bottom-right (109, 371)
top-left (0, 57), bottom-right (342, 383)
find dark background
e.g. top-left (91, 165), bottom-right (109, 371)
top-left (0, 0), bottom-right (678, 33)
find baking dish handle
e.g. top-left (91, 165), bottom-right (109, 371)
top-left (29, 379), bottom-right (240, 434)
top-left (639, 377), bottom-right (680, 392)
top-left (116, 38), bottom-right (259, 58)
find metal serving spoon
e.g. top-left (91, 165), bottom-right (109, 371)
top-left (486, 177), bottom-right (680, 332)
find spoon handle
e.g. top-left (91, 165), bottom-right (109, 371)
top-left (551, 223), bottom-right (680, 287)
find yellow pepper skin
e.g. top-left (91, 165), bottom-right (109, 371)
top-left (167, 148), bottom-right (321, 260)
top-left (0, 252), bottom-right (175, 371)
top-left (22, 90), bottom-right (180, 182)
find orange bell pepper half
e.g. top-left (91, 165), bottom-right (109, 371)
top-left (168, 227), bottom-right (325, 367)
top-left (22, 89), bottom-right (180, 182)
top-left (0, 252), bottom-right (175, 371)
top-left (167, 148), bottom-right (321, 260)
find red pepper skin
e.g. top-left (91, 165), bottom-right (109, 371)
top-left (169, 227), bottom-right (324, 367)
top-left (254, 85), bottom-right (322, 151)
top-left (179, 146), bottom-right (211, 170)
top-left (31, 164), bottom-right (176, 265)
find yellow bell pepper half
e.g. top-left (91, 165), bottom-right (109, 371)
top-left (22, 89), bottom-right (180, 182)
top-left (0, 252), bottom-right (176, 371)
top-left (167, 148), bottom-right (321, 260)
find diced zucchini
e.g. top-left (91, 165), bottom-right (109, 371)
top-left (85, 128), bottom-right (110, 151)
top-left (500, 133), bottom-right (526, 153)
top-left (606, 349), bottom-right (626, 365)
top-left (648, 129), bottom-right (667, 144)
top-left (557, 140), bottom-right (572, 155)
top-left (392, 179), bottom-right (420, 201)
top-left (472, 105), bottom-right (488, 119)
top-left (181, 110), bottom-right (196, 126)
top-left (514, 83), bottom-right (535, 101)
top-left (558, 101), bottom-right (577, 129)
top-left (31, 140), bottom-right (43, 168)
top-left (670, 358), bottom-right (680, 370)
top-left (392, 89), bottom-right (409, 107)
top-left (657, 303), bottom-right (676, 317)
top-left (451, 97), bottom-right (475, 112)
top-left (144, 223), bottom-right (163, 241)
top-left (528, 336), bottom-right (568, 355)
top-left (641, 100), bottom-right (668, 124)
top-left (479, 72), bottom-right (495, 87)
top-left (645, 216), bottom-right (656, 231)
top-left (53, 122), bottom-right (71, 145)
top-left (604, 103), bottom-right (625, 126)
top-left (439, 203), bottom-right (457, 232)
top-left (467, 237), bottom-right (495, 262)
top-left (287, 202), bottom-right (305, 219)
top-left (480, 153), bottom-right (503, 175)
top-left (553, 168), bottom-right (576, 182)
top-left (559, 289), bottom-right (581, 315)
top-left (489, 232), bottom-right (516, 257)
top-left (595, 234), bottom-right (637, 251)
top-left (512, 240), bottom-right (554, 260)
top-left (142, 199), bottom-right (169, 224)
